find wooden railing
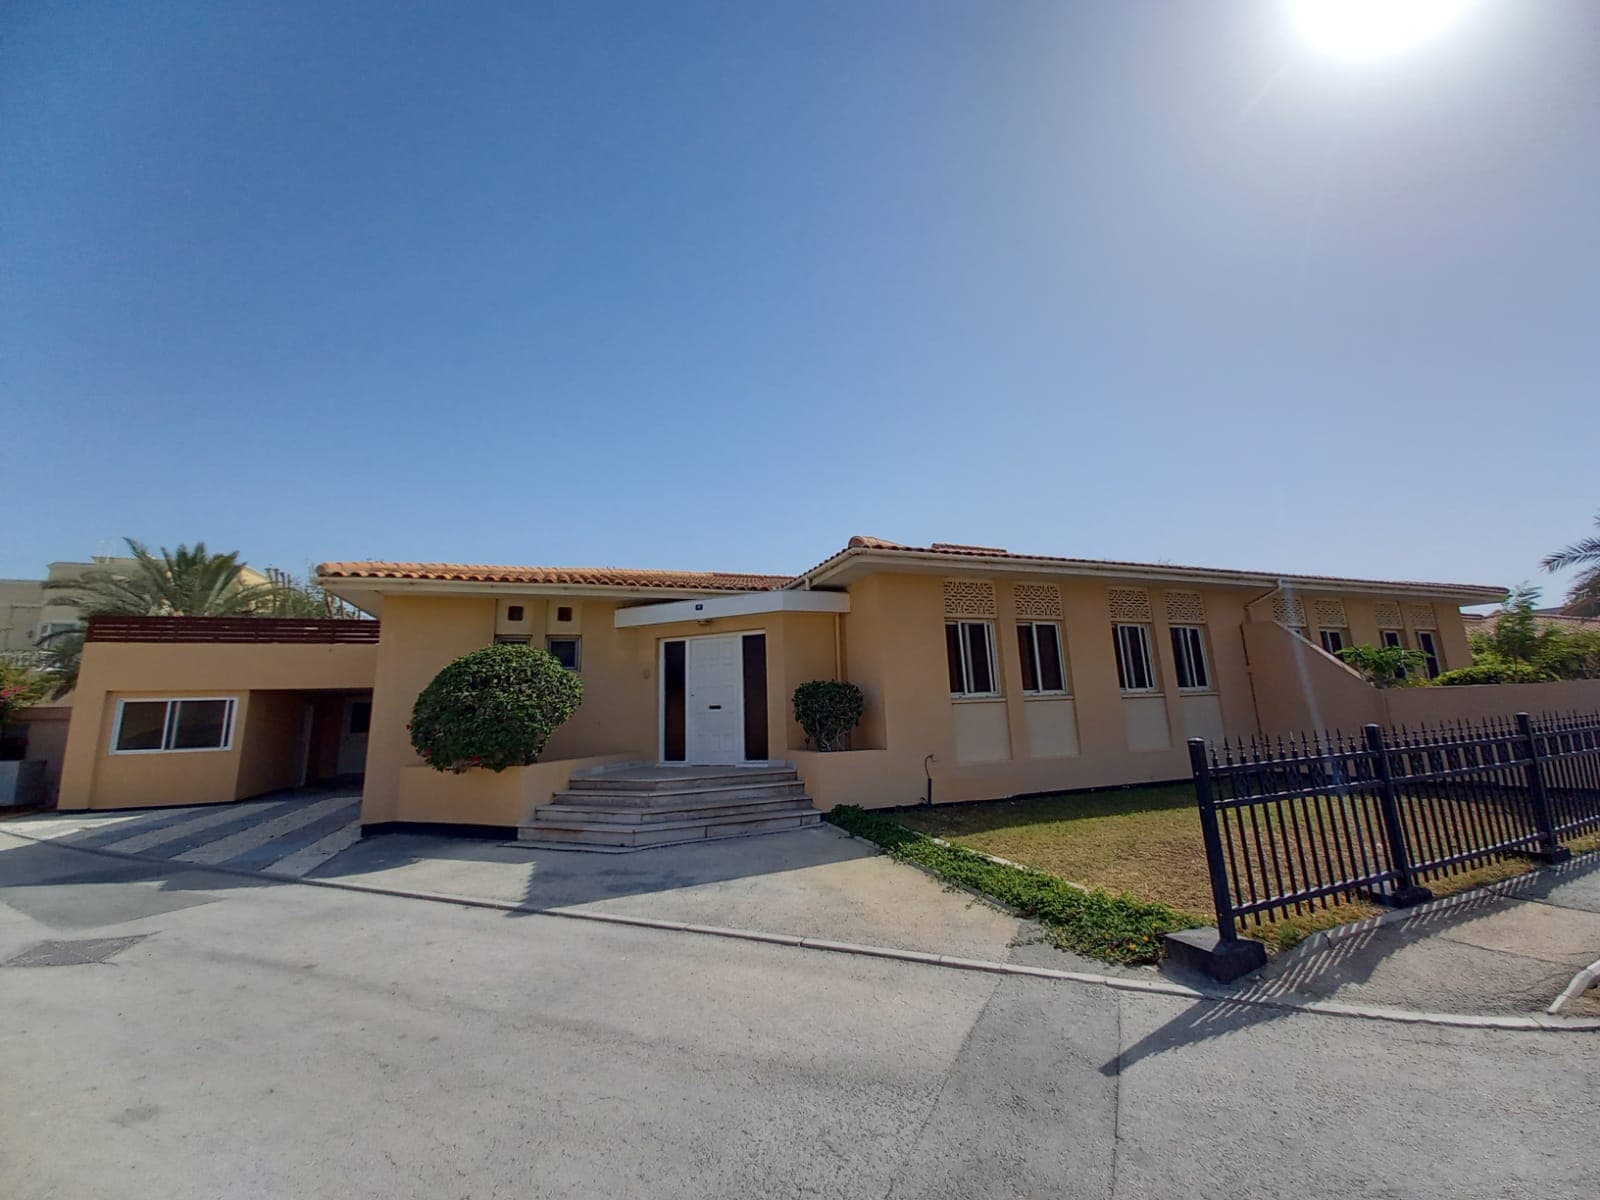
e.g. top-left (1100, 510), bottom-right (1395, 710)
top-left (85, 615), bottom-right (380, 645)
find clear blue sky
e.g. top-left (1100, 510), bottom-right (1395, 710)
top-left (4, 2), bottom-right (1595, 607)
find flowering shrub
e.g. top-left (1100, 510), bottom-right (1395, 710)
top-left (409, 644), bottom-right (583, 773)
top-left (0, 663), bottom-right (45, 727)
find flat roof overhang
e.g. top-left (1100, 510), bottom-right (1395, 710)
top-left (613, 589), bottom-right (850, 629)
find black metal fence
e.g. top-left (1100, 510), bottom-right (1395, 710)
top-left (1189, 711), bottom-right (1600, 942)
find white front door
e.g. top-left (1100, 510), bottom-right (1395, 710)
top-left (686, 635), bottom-right (744, 764)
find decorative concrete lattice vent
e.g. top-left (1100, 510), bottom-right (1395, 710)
top-left (1405, 602), bottom-right (1437, 629)
top-left (1374, 600), bottom-right (1404, 629)
top-left (1108, 587), bottom-right (1153, 623)
top-left (1013, 583), bottom-right (1062, 620)
top-left (943, 579), bottom-right (997, 618)
top-left (1165, 591), bottom-right (1206, 625)
top-left (1271, 596), bottom-right (1307, 628)
top-left (1313, 599), bottom-right (1348, 629)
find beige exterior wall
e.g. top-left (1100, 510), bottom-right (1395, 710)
top-left (800, 574), bottom-right (1266, 808)
top-left (0, 578), bottom-right (45, 652)
top-left (1384, 678), bottom-right (1600, 726)
top-left (57, 640), bottom-right (375, 810)
top-left (361, 593), bottom-right (840, 827)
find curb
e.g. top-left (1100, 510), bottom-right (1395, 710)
top-left (3, 825), bottom-right (1597, 1034)
top-left (1549, 956), bottom-right (1600, 1016)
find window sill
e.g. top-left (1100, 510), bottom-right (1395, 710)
top-left (1120, 690), bottom-right (1164, 699)
top-left (950, 695), bottom-right (1004, 704)
top-left (1177, 688), bottom-right (1218, 697)
top-left (1022, 692), bottom-right (1073, 701)
top-left (109, 745), bottom-right (234, 757)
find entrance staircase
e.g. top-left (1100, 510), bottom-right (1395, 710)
top-left (518, 764), bottom-right (821, 851)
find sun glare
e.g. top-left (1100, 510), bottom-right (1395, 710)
top-left (1288, 0), bottom-right (1477, 59)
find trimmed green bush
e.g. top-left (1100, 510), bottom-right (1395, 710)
top-left (792, 680), bottom-right (865, 751)
top-left (409, 644), bottom-right (583, 772)
top-left (1434, 660), bottom-right (1556, 687)
top-left (825, 805), bottom-right (1199, 965)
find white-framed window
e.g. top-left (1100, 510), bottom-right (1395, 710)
top-left (1416, 630), bottom-right (1443, 679)
top-left (946, 620), bottom-right (999, 698)
top-left (1112, 623), bottom-right (1158, 693)
top-left (112, 697), bottom-right (236, 754)
top-left (1319, 628), bottom-right (1348, 656)
top-left (546, 636), bottom-right (582, 671)
top-left (1016, 622), bottom-right (1068, 695)
top-left (1169, 625), bottom-right (1211, 691)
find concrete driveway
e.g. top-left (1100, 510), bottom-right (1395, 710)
top-left (1, 829), bottom-right (1595, 1200)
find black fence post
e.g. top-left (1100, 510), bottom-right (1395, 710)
top-left (1189, 738), bottom-right (1239, 941)
top-left (1516, 712), bottom-right (1573, 864)
top-left (1363, 724), bottom-right (1432, 907)
top-left (1163, 739), bottom-right (1266, 982)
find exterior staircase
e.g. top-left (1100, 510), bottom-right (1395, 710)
top-left (518, 764), bottom-right (821, 851)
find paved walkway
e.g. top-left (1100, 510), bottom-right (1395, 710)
top-left (1202, 853), bottom-right (1600, 1016)
top-left (10, 788), bottom-right (362, 880)
top-left (12, 798), bottom-right (1600, 1015)
top-left (3, 829), bottom-right (1596, 1200)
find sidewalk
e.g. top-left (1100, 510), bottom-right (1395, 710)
top-left (1215, 853), bottom-right (1600, 1016)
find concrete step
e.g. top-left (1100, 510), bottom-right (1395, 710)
top-left (535, 796), bottom-right (818, 826)
top-left (565, 768), bottom-right (799, 793)
top-left (520, 809), bottom-right (821, 849)
top-left (549, 781), bottom-right (808, 808)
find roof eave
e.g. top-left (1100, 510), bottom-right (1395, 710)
top-left (798, 549), bottom-right (1506, 605)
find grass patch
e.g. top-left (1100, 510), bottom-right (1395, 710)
top-left (895, 785), bottom-right (1217, 913)
top-left (893, 787), bottom-right (1600, 953)
top-left (826, 804), bottom-right (1201, 965)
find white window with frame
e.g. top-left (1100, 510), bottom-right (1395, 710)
top-left (1112, 623), bottom-right (1159, 693)
top-left (112, 697), bottom-right (237, 754)
top-left (946, 620), bottom-right (999, 698)
top-left (1169, 625), bottom-right (1212, 691)
top-left (546, 635), bottom-right (581, 671)
top-left (1016, 622), bottom-right (1068, 695)
top-left (1416, 630), bottom-right (1443, 679)
top-left (1319, 628), bottom-right (1349, 657)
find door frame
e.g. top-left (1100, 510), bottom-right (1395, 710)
top-left (658, 630), bottom-right (766, 765)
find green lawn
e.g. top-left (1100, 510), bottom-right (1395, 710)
top-left (891, 785), bottom-right (1584, 951)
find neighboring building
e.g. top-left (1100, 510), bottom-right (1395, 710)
top-left (1462, 607), bottom-right (1600, 637)
top-left (0, 577), bottom-right (46, 652)
top-left (0, 556), bottom-right (273, 652)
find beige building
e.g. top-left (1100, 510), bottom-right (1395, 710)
top-left (55, 533), bottom-right (1580, 844)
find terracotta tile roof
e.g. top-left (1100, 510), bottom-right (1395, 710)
top-left (802, 535), bottom-right (1506, 599)
top-left (316, 561), bottom-right (795, 592)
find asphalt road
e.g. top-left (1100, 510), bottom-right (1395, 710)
top-left (2, 831), bottom-right (1595, 1200)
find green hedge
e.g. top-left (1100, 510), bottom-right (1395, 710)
top-left (825, 805), bottom-right (1199, 965)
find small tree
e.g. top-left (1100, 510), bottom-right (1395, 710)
top-left (409, 644), bottom-right (583, 773)
top-left (792, 680), bottom-right (865, 752)
top-left (1336, 644), bottom-right (1426, 688)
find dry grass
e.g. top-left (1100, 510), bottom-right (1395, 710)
top-left (896, 789), bottom-right (1600, 953)
top-left (896, 785), bottom-right (1217, 913)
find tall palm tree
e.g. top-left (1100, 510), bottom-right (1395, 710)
top-left (1542, 513), bottom-right (1600, 617)
top-left (45, 538), bottom-right (278, 617)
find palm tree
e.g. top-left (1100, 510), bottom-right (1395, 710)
top-left (1542, 513), bottom-right (1600, 617)
top-left (45, 538), bottom-right (278, 618)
